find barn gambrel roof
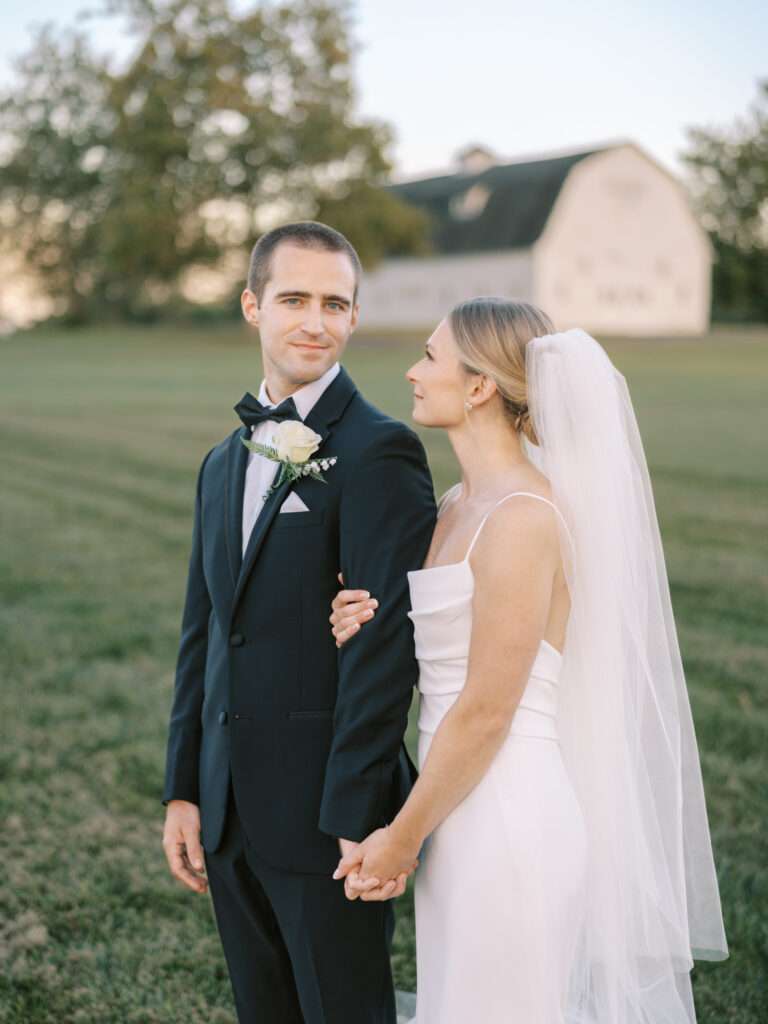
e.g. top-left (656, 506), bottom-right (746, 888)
top-left (389, 145), bottom-right (612, 253)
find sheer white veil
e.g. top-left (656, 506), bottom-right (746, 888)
top-left (523, 328), bottom-right (728, 1024)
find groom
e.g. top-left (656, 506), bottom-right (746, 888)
top-left (161, 221), bottom-right (437, 1023)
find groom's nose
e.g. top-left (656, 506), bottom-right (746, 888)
top-left (301, 306), bottom-right (325, 337)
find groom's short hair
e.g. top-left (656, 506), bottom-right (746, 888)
top-left (247, 221), bottom-right (362, 305)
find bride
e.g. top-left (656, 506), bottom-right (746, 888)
top-left (330, 298), bottom-right (728, 1023)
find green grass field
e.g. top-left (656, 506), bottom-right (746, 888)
top-left (1, 323), bottom-right (766, 1023)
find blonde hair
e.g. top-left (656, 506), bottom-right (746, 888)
top-left (449, 297), bottom-right (555, 445)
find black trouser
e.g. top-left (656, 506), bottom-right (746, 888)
top-left (204, 781), bottom-right (397, 1024)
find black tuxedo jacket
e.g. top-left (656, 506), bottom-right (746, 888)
top-left (162, 366), bottom-right (437, 875)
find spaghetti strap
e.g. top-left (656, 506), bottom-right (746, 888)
top-left (465, 491), bottom-right (575, 561)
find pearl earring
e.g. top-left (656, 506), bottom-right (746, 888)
top-left (465, 401), bottom-right (473, 411)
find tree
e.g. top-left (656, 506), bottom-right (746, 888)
top-left (0, 27), bottom-right (115, 323)
top-left (683, 80), bottom-right (768, 321)
top-left (0, 0), bottom-right (429, 323)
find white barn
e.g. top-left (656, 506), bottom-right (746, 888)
top-left (360, 142), bottom-right (711, 337)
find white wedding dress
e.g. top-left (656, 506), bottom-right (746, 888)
top-left (405, 491), bottom-right (588, 1024)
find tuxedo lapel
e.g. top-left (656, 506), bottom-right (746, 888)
top-left (228, 365), bottom-right (357, 619)
top-left (224, 425), bottom-right (250, 586)
top-left (301, 364), bottom-right (356, 444)
top-left (230, 472), bottom-right (292, 612)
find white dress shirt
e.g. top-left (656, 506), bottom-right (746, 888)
top-left (241, 362), bottom-right (340, 556)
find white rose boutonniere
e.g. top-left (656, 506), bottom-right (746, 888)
top-left (272, 420), bottom-right (321, 463)
top-left (242, 420), bottom-right (338, 500)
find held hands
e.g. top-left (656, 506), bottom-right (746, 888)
top-left (330, 572), bottom-right (379, 647)
top-left (334, 828), bottom-right (420, 901)
top-left (335, 837), bottom-right (405, 902)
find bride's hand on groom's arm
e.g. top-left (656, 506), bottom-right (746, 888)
top-left (330, 572), bottom-right (378, 647)
top-left (334, 827), bottom-right (420, 901)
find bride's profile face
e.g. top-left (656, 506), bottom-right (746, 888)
top-left (406, 318), bottom-right (473, 428)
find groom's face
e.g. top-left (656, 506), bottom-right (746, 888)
top-left (242, 242), bottom-right (359, 392)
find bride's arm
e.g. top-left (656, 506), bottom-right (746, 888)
top-left (340, 498), bottom-right (561, 885)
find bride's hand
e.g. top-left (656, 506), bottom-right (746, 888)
top-left (329, 572), bottom-right (379, 647)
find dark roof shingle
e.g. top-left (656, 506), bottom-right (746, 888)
top-left (390, 147), bottom-right (609, 253)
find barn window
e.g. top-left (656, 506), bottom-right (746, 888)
top-left (449, 184), bottom-right (491, 221)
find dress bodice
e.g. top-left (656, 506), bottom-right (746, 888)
top-left (407, 491), bottom-right (569, 741)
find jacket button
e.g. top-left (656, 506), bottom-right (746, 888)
top-left (229, 632), bottom-right (245, 647)
top-left (218, 710), bottom-right (228, 726)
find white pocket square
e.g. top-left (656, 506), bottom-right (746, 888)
top-left (279, 492), bottom-right (310, 513)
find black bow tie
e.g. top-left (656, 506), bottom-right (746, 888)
top-left (234, 393), bottom-right (303, 430)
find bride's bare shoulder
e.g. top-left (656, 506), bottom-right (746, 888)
top-left (470, 489), bottom-right (561, 573)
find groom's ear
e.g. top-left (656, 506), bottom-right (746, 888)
top-left (241, 288), bottom-right (260, 327)
top-left (348, 302), bottom-right (360, 334)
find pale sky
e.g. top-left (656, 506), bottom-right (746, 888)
top-left (0, 0), bottom-right (765, 180)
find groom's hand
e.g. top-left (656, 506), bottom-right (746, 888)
top-left (349, 871), bottom-right (411, 901)
top-left (336, 837), bottom-right (382, 899)
top-left (163, 800), bottom-right (208, 894)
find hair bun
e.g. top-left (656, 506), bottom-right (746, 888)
top-left (515, 404), bottom-right (538, 445)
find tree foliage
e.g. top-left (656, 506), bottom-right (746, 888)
top-left (683, 80), bottom-right (768, 321)
top-left (0, 0), bottom-right (429, 323)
